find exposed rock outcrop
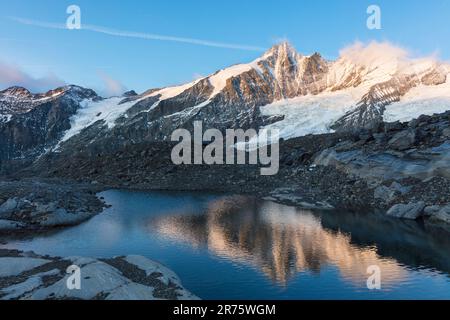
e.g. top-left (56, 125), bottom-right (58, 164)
top-left (386, 202), bottom-right (426, 220)
top-left (0, 180), bottom-right (105, 233)
top-left (0, 250), bottom-right (198, 300)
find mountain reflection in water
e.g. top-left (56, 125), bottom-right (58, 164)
top-left (147, 196), bottom-right (449, 287)
top-left (3, 191), bottom-right (449, 299)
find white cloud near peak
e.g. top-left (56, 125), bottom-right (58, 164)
top-left (0, 60), bottom-right (65, 93)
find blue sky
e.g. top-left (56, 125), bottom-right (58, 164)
top-left (0, 0), bottom-right (449, 95)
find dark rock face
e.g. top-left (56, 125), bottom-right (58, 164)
top-left (123, 90), bottom-right (138, 97)
top-left (0, 87), bottom-right (36, 115)
top-left (0, 86), bottom-right (98, 173)
top-left (388, 129), bottom-right (416, 150)
top-left (421, 68), bottom-right (447, 86)
top-left (332, 75), bottom-right (418, 131)
top-left (332, 66), bottom-right (448, 131)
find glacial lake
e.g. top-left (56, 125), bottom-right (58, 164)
top-left (2, 190), bottom-right (450, 299)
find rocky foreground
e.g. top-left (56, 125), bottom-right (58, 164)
top-left (0, 179), bottom-right (106, 233)
top-left (9, 110), bottom-right (447, 227)
top-left (0, 112), bottom-right (449, 300)
top-left (0, 112), bottom-right (449, 237)
top-left (0, 249), bottom-right (197, 300)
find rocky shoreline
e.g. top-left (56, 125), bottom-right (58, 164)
top-left (0, 179), bottom-right (106, 234)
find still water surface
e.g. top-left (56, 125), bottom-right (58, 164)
top-left (2, 190), bottom-right (450, 299)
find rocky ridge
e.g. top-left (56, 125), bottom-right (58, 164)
top-left (1, 42), bottom-right (449, 174)
top-left (0, 85), bottom-right (98, 172)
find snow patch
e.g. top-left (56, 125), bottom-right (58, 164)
top-left (208, 63), bottom-right (254, 97)
top-left (149, 79), bottom-right (201, 100)
top-left (59, 97), bottom-right (139, 143)
top-left (164, 99), bottom-right (211, 119)
top-left (384, 79), bottom-right (450, 123)
top-left (259, 91), bottom-right (359, 140)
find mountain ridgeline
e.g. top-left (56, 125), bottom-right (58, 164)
top-left (0, 42), bottom-right (449, 173)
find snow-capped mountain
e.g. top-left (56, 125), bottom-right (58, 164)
top-left (0, 85), bottom-right (96, 118)
top-left (60, 41), bottom-right (449, 145)
top-left (1, 41), bottom-right (450, 170)
top-left (0, 85), bottom-right (98, 168)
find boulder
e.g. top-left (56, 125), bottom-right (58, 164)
top-left (38, 208), bottom-right (94, 227)
top-left (0, 219), bottom-right (25, 231)
top-left (0, 198), bottom-right (18, 218)
top-left (388, 130), bottom-right (416, 151)
top-left (429, 205), bottom-right (450, 224)
top-left (424, 205), bottom-right (442, 217)
top-left (386, 201), bottom-right (425, 220)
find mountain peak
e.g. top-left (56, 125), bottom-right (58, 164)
top-left (53, 85), bottom-right (99, 100)
top-left (264, 42), bottom-right (299, 58)
top-left (0, 86), bottom-right (32, 98)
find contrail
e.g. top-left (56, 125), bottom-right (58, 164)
top-left (10, 16), bottom-right (266, 52)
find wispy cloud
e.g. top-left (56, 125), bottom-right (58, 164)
top-left (339, 41), bottom-right (445, 72)
top-left (192, 73), bottom-right (205, 80)
top-left (340, 41), bottom-right (409, 66)
top-left (0, 59), bottom-right (65, 92)
top-left (97, 70), bottom-right (127, 97)
top-left (10, 16), bottom-right (266, 52)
